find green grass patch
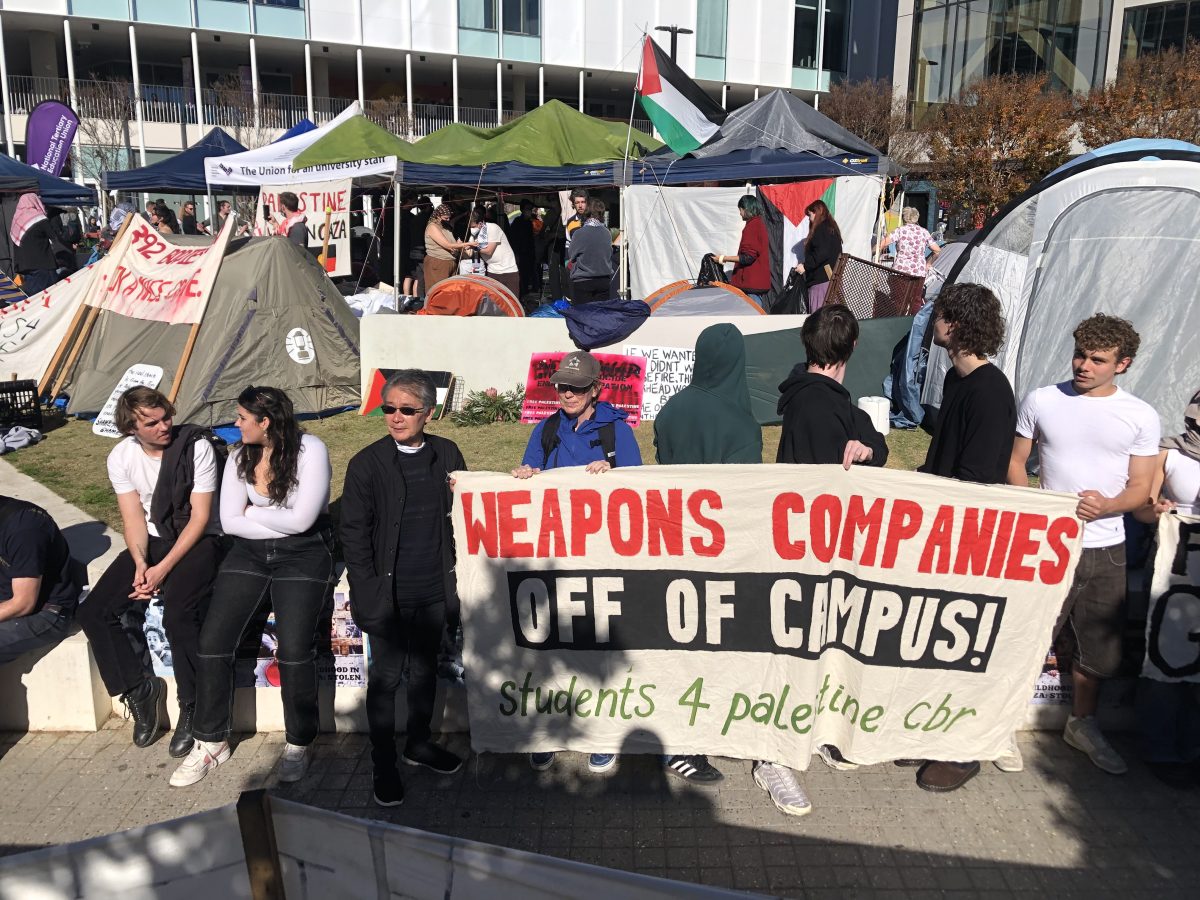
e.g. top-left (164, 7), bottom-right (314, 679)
top-left (7, 414), bottom-right (931, 533)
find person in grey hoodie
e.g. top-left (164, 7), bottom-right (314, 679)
top-left (566, 198), bottom-right (615, 304)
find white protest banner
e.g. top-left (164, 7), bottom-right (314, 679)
top-left (0, 267), bottom-right (91, 382)
top-left (1143, 513), bottom-right (1200, 682)
top-left (623, 344), bottom-right (695, 422)
top-left (452, 466), bottom-right (1083, 770)
top-left (84, 216), bottom-right (235, 324)
top-left (92, 364), bottom-right (164, 437)
top-left (254, 179), bottom-right (351, 276)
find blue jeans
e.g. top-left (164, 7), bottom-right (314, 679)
top-left (0, 606), bottom-right (71, 665)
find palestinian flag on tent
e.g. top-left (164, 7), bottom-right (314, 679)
top-left (759, 179), bottom-right (837, 305)
top-left (636, 36), bottom-right (726, 154)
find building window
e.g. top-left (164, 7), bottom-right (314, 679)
top-left (794, 2), bottom-right (819, 68)
top-left (502, 0), bottom-right (539, 36)
top-left (1122, 0), bottom-right (1200, 59)
top-left (459, 0), bottom-right (497, 31)
top-left (697, 0), bottom-right (728, 59)
top-left (255, 0), bottom-right (304, 8)
top-left (822, 0), bottom-right (848, 73)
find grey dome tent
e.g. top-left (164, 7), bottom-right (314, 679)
top-left (936, 139), bottom-right (1200, 425)
top-left (64, 237), bottom-right (360, 425)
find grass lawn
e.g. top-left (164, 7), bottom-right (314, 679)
top-left (7, 412), bottom-right (931, 533)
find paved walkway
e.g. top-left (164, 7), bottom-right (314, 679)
top-left (1, 723), bottom-right (1197, 898)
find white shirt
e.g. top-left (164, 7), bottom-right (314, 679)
top-left (1163, 449), bottom-right (1200, 516)
top-left (107, 436), bottom-right (219, 537)
top-left (1016, 382), bottom-right (1162, 547)
top-left (219, 433), bottom-right (331, 540)
top-left (482, 222), bottom-right (518, 275)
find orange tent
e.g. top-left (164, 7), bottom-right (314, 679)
top-left (417, 275), bottom-right (525, 317)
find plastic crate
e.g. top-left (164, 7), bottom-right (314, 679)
top-left (0, 379), bottom-right (42, 430)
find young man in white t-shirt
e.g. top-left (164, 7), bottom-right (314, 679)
top-left (1008, 314), bottom-right (1161, 775)
top-left (76, 387), bottom-right (222, 758)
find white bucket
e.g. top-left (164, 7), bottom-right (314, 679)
top-left (857, 395), bottom-right (890, 436)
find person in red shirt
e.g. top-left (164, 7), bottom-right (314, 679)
top-left (714, 195), bottom-right (770, 305)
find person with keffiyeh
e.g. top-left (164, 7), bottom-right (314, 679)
top-left (12, 193), bottom-right (61, 295)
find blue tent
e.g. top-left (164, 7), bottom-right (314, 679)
top-left (0, 154), bottom-right (94, 205)
top-left (275, 119), bottom-right (316, 142)
top-left (102, 128), bottom-right (248, 193)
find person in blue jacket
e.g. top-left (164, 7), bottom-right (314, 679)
top-left (512, 350), bottom-right (641, 774)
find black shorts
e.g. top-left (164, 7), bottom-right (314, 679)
top-left (1054, 544), bottom-right (1127, 679)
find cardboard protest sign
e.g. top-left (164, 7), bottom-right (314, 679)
top-left (0, 267), bottom-right (91, 382)
top-left (92, 364), bottom-right (164, 438)
top-left (520, 352), bottom-right (646, 426)
top-left (1143, 513), bottom-right (1200, 682)
top-left (84, 216), bottom-right (235, 325)
top-left (254, 179), bottom-right (351, 276)
top-left (623, 344), bottom-right (695, 422)
top-left (452, 466), bottom-right (1083, 769)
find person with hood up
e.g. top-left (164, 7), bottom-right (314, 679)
top-left (776, 304), bottom-right (888, 469)
top-left (513, 350), bottom-right (641, 774)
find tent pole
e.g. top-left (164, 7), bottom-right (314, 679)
top-left (619, 184), bottom-right (628, 299)
top-left (38, 303), bottom-right (90, 397)
top-left (392, 184), bottom-right (401, 294)
top-left (167, 323), bottom-right (202, 405)
top-left (873, 177), bottom-right (887, 263)
top-left (49, 306), bottom-right (99, 400)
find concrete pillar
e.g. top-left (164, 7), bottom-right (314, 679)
top-left (405, 53), bottom-right (413, 139)
top-left (304, 43), bottom-right (314, 121)
top-left (496, 62), bottom-right (502, 125)
top-left (578, 70), bottom-right (584, 112)
top-left (538, 66), bottom-right (544, 106)
top-left (128, 25), bottom-right (147, 168)
top-left (356, 48), bottom-right (364, 107)
top-left (452, 57), bottom-right (459, 123)
top-left (0, 16), bottom-right (13, 158)
top-left (721, 84), bottom-right (728, 109)
top-left (190, 32), bottom-right (205, 132)
top-left (64, 19), bottom-right (85, 188)
top-left (250, 38), bottom-right (260, 130)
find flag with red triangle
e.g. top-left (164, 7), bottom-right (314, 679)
top-left (636, 36), bottom-right (727, 154)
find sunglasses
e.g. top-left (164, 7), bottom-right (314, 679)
top-left (380, 404), bottom-right (426, 416)
top-left (554, 382), bottom-right (595, 394)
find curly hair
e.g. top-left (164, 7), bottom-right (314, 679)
top-left (1073, 313), bottom-right (1140, 360)
top-left (234, 386), bottom-right (303, 505)
top-left (933, 283), bottom-right (1006, 358)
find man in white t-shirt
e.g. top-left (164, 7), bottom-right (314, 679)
top-left (76, 387), bottom-right (223, 758)
top-left (1008, 314), bottom-right (1161, 775)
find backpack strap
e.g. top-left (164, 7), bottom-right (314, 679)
top-left (538, 411), bottom-right (618, 469)
top-left (595, 423), bottom-right (618, 468)
top-left (538, 410), bottom-right (564, 468)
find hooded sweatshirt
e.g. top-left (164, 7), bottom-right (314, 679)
top-left (775, 367), bottom-right (888, 467)
top-left (654, 324), bottom-right (763, 465)
top-left (521, 400), bottom-right (642, 469)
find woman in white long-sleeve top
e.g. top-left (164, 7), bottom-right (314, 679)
top-left (170, 386), bottom-right (333, 787)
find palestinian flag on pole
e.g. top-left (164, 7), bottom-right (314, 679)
top-left (636, 36), bottom-right (726, 155)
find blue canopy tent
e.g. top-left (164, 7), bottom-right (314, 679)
top-left (275, 119), bottom-right (316, 142)
top-left (102, 127), bottom-right (248, 193)
top-left (0, 154), bottom-right (94, 205)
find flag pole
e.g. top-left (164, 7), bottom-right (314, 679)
top-left (619, 36), bottom-right (647, 301)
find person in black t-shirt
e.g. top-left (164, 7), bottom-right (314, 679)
top-left (0, 496), bottom-right (82, 665)
top-left (180, 201), bottom-right (209, 236)
top-left (911, 282), bottom-right (1018, 793)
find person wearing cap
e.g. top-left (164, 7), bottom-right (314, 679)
top-left (512, 350), bottom-right (641, 772)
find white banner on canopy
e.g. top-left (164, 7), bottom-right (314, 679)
top-left (204, 103), bottom-right (396, 187)
top-left (0, 267), bottom-right (92, 382)
top-left (452, 465), bottom-right (1084, 771)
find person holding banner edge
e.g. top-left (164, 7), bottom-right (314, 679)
top-left (514, 350), bottom-right (641, 773)
top-left (1008, 314), bottom-right (1161, 775)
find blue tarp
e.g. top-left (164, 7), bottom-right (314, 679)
top-left (0, 154), bottom-right (94, 205)
top-left (102, 128), bottom-right (248, 193)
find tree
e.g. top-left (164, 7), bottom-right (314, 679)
top-left (821, 78), bottom-right (907, 157)
top-left (922, 73), bottom-right (1072, 224)
top-left (70, 78), bottom-right (138, 216)
top-left (1078, 40), bottom-right (1200, 148)
top-left (210, 74), bottom-right (282, 150)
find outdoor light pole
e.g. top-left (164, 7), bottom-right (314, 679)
top-left (654, 24), bottom-right (694, 61)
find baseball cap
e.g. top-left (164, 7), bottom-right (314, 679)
top-left (551, 351), bottom-right (601, 388)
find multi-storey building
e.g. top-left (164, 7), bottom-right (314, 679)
top-left (0, 1), bottom-right (895, 192)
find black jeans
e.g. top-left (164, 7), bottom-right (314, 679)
top-left (366, 599), bottom-right (446, 768)
top-left (570, 276), bottom-right (612, 305)
top-left (0, 606), bottom-right (72, 665)
top-left (76, 535), bottom-right (221, 704)
top-left (192, 531), bottom-right (334, 745)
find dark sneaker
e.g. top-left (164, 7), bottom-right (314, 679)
top-left (588, 753), bottom-right (617, 773)
top-left (530, 752), bottom-right (555, 771)
top-left (893, 759), bottom-right (924, 767)
top-left (917, 760), bottom-right (981, 792)
top-left (373, 767), bottom-right (405, 807)
top-left (402, 741), bottom-right (463, 775)
top-left (121, 677), bottom-right (166, 748)
top-left (664, 754), bottom-right (724, 784)
top-left (168, 703), bottom-right (195, 759)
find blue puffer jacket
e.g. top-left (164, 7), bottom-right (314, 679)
top-left (521, 401), bottom-right (642, 470)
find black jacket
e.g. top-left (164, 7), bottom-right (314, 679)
top-left (149, 424), bottom-right (224, 542)
top-left (14, 220), bottom-right (60, 273)
top-left (339, 433), bottom-right (467, 632)
top-left (775, 368), bottom-right (888, 467)
top-left (803, 223), bottom-right (842, 286)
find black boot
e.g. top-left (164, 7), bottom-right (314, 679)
top-left (121, 677), bottom-right (165, 748)
top-left (169, 703), bottom-right (196, 759)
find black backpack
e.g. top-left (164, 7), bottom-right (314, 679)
top-left (538, 410), bottom-right (618, 469)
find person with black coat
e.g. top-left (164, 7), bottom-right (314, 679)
top-left (794, 199), bottom-right (842, 312)
top-left (12, 193), bottom-right (62, 295)
top-left (340, 370), bottom-right (468, 808)
top-left (776, 304), bottom-right (888, 469)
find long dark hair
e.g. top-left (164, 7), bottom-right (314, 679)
top-left (235, 386), bottom-right (303, 504)
top-left (806, 199), bottom-right (842, 241)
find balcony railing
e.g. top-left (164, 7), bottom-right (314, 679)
top-left (5, 75), bottom-right (653, 143)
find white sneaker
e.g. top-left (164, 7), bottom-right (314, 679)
top-left (1063, 715), bottom-right (1127, 775)
top-left (994, 735), bottom-right (1024, 773)
top-left (753, 762), bottom-right (813, 817)
top-left (816, 744), bottom-right (859, 771)
top-left (278, 742), bottom-right (311, 782)
top-left (169, 740), bottom-right (231, 787)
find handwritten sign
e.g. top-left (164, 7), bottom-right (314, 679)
top-left (255, 179), bottom-right (351, 276)
top-left (623, 344), bottom-right (695, 422)
top-left (92, 364), bottom-right (164, 438)
top-left (520, 351), bottom-right (646, 426)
